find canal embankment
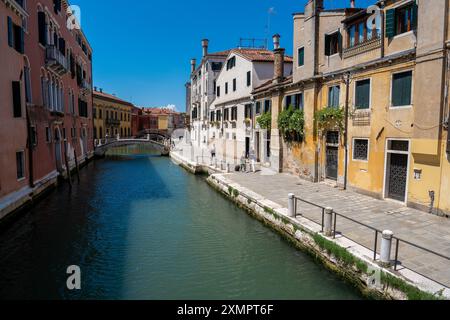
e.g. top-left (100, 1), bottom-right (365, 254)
top-left (170, 151), bottom-right (450, 300)
top-left (0, 153), bottom-right (94, 224)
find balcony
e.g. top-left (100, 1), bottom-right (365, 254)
top-left (46, 45), bottom-right (68, 75)
top-left (105, 118), bottom-right (120, 126)
top-left (80, 79), bottom-right (92, 94)
top-left (343, 35), bottom-right (381, 59)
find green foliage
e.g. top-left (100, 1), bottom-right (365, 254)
top-left (228, 186), bottom-right (234, 196)
top-left (315, 107), bottom-right (345, 132)
top-left (233, 189), bottom-right (239, 198)
top-left (257, 112), bottom-right (272, 130)
top-left (380, 272), bottom-right (442, 300)
top-left (312, 233), bottom-right (368, 274)
top-left (278, 106), bottom-right (305, 142)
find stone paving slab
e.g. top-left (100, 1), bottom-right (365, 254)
top-left (226, 172), bottom-right (450, 288)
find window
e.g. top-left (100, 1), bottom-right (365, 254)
top-left (328, 86), bottom-right (340, 108)
top-left (225, 82), bottom-right (228, 94)
top-left (16, 151), bottom-right (25, 180)
top-left (391, 71), bottom-right (412, 107)
top-left (264, 100), bottom-right (272, 113)
top-left (24, 66), bottom-right (32, 103)
top-left (298, 47), bottom-right (304, 67)
top-left (45, 127), bottom-right (51, 143)
top-left (247, 71), bottom-right (251, 87)
top-left (355, 79), bottom-right (371, 109)
top-left (12, 81), bottom-right (22, 118)
top-left (226, 57), bottom-right (236, 70)
top-left (231, 106), bottom-right (238, 121)
top-left (386, 3), bottom-right (418, 38)
top-left (38, 12), bottom-right (47, 45)
top-left (244, 104), bottom-right (252, 119)
top-left (30, 126), bottom-right (37, 147)
top-left (285, 93), bottom-right (303, 110)
top-left (255, 101), bottom-right (261, 115)
top-left (216, 86), bottom-right (220, 97)
top-left (347, 19), bottom-right (380, 48)
top-left (216, 110), bottom-right (222, 121)
top-left (210, 111), bottom-right (215, 122)
top-left (78, 99), bottom-right (88, 117)
top-left (211, 62), bottom-right (222, 71)
top-left (325, 32), bottom-right (340, 56)
top-left (233, 78), bottom-right (236, 92)
top-left (224, 108), bottom-right (229, 121)
top-left (7, 16), bottom-right (24, 54)
top-left (353, 139), bottom-right (369, 161)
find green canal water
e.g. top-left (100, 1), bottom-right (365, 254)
top-left (0, 145), bottom-right (362, 300)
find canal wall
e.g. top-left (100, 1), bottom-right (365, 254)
top-left (0, 154), bottom-right (93, 224)
top-left (205, 173), bottom-right (449, 300)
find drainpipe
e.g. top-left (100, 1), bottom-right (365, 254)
top-left (343, 72), bottom-right (351, 190)
top-left (26, 108), bottom-right (34, 188)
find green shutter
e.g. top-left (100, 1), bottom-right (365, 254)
top-left (356, 80), bottom-right (370, 109)
top-left (325, 34), bottom-right (330, 56)
top-left (392, 71), bottom-right (412, 107)
top-left (411, 3), bottom-right (418, 30)
top-left (298, 48), bottom-right (304, 66)
top-left (385, 9), bottom-right (396, 38)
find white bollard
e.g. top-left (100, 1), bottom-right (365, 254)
top-left (380, 230), bottom-right (394, 266)
top-left (288, 194), bottom-right (296, 218)
top-left (324, 207), bottom-right (333, 237)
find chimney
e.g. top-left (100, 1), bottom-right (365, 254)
top-left (272, 34), bottom-right (285, 84)
top-left (190, 58), bottom-right (196, 74)
top-left (99, 88), bottom-right (103, 93)
top-left (94, 86), bottom-right (97, 91)
top-left (201, 39), bottom-right (209, 57)
top-left (350, 0), bottom-right (355, 8)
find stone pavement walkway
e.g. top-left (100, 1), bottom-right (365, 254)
top-left (226, 172), bottom-right (450, 288)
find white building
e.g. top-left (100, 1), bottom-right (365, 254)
top-left (209, 44), bottom-right (293, 168)
top-left (189, 40), bottom-right (229, 158)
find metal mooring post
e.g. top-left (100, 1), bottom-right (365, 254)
top-left (380, 230), bottom-right (394, 267)
top-left (324, 207), bottom-right (333, 237)
top-left (288, 194), bottom-right (295, 217)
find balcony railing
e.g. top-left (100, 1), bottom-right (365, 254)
top-left (46, 45), bottom-right (68, 75)
top-left (80, 79), bottom-right (92, 93)
top-left (343, 35), bottom-right (381, 59)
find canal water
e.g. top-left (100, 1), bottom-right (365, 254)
top-left (0, 146), bottom-right (362, 300)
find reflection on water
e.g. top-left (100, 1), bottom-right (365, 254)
top-left (0, 145), bottom-right (362, 300)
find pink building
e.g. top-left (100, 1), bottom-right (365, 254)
top-left (0, 0), bottom-right (93, 221)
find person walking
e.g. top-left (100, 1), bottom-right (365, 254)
top-left (249, 148), bottom-right (256, 173)
top-left (240, 152), bottom-right (246, 172)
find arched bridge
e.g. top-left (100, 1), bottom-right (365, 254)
top-left (94, 135), bottom-right (170, 157)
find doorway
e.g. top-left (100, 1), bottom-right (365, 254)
top-left (255, 132), bottom-right (261, 162)
top-left (245, 137), bottom-right (250, 158)
top-left (385, 140), bottom-right (410, 203)
top-left (325, 131), bottom-right (339, 181)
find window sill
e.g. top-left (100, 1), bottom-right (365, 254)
top-left (352, 158), bottom-right (369, 163)
top-left (325, 53), bottom-right (340, 58)
top-left (389, 105), bottom-right (413, 110)
top-left (17, 177), bottom-right (26, 182)
top-left (393, 30), bottom-right (415, 40)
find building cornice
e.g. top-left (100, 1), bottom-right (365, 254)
top-left (2, 0), bottom-right (29, 19)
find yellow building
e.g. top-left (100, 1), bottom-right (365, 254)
top-left (255, 0), bottom-right (450, 217)
top-left (93, 89), bottom-right (134, 140)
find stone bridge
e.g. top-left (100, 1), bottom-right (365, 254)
top-left (94, 135), bottom-right (170, 157)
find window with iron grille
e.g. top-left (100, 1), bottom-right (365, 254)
top-left (326, 131), bottom-right (339, 145)
top-left (353, 139), bottom-right (369, 161)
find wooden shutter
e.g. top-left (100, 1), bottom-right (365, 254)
top-left (411, 3), bottom-right (418, 30)
top-left (298, 48), bottom-right (304, 66)
top-left (392, 71), bottom-right (412, 107)
top-left (38, 12), bottom-right (47, 45)
top-left (59, 38), bottom-right (66, 55)
top-left (14, 24), bottom-right (24, 53)
top-left (356, 80), bottom-right (370, 109)
top-left (12, 81), bottom-right (22, 118)
top-left (385, 9), bottom-right (396, 38)
top-left (7, 16), bottom-right (13, 48)
top-left (325, 34), bottom-right (331, 56)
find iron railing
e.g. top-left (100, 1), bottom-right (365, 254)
top-left (293, 195), bottom-right (450, 287)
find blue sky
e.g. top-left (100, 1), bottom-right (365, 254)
top-left (76, 0), bottom-right (374, 111)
